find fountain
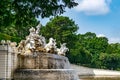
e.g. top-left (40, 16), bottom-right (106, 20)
top-left (13, 24), bottom-right (78, 80)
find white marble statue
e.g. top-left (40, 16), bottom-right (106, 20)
top-left (1, 40), bottom-right (6, 46)
top-left (36, 23), bottom-right (41, 34)
top-left (39, 35), bottom-right (46, 46)
top-left (6, 40), bottom-right (11, 45)
top-left (10, 42), bottom-right (17, 53)
top-left (45, 38), bottom-right (57, 52)
top-left (25, 35), bottom-right (35, 50)
top-left (57, 43), bottom-right (69, 56)
top-left (17, 23), bottom-right (69, 55)
top-left (17, 23), bottom-right (47, 55)
top-left (25, 24), bottom-right (43, 50)
top-left (35, 24), bottom-right (46, 46)
top-left (29, 27), bottom-right (36, 36)
top-left (17, 40), bottom-right (25, 53)
top-left (24, 27), bottom-right (36, 49)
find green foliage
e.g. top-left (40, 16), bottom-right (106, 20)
top-left (41, 16), bottom-right (79, 47)
top-left (0, 0), bottom-right (78, 39)
top-left (11, 36), bottom-right (21, 43)
top-left (0, 33), bottom-right (11, 40)
top-left (0, 0), bottom-right (78, 28)
top-left (12, 0), bottom-right (78, 18)
top-left (0, 33), bottom-right (21, 43)
top-left (73, 32), bottom-right (109, 68)
top-left (99, 53), bottom-right (120, 70)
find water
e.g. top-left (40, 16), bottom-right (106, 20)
top-left (80, 77), bottom-right (120, 80)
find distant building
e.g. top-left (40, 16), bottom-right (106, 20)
top-left (0, 44), bottom-right (17, 80)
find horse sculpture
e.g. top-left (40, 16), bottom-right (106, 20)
top-left (57, 43), bottom-right (69, 56)
top-left (45, 38), bottom-right (57, 53)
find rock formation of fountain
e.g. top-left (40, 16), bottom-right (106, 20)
top-left (13, 24), bottom-right (78, 80)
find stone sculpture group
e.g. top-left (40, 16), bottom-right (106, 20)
top-left (1, 23), bottom-right (69, 56)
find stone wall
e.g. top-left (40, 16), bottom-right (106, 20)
top-left (0, 45), bottom-right (17, 79)
top-left (0, 50), bottom-right (7, 79)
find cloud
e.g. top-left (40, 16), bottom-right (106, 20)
top-left (96, 34), bottom-right (120, 43)
top-left (97, 34), bottom-right (106, 37)
top-left (109, 38), bottom-right (120, 43)
top-left (75, 0), bottom-right (112, 15)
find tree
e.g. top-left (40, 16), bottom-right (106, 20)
top-left (41, 16), bottom-right (78, 47)
top-left (0, 0), bottom-right (78, 27)
top-left (12, 0), bottom-right (78, 18)
top-left (73, 32), bottom-right (109, 67)
top-left (0, 0), bottom-right (78, 39)
top-left (99, 53), bottom-right (120, 70)
top-left (0, 0), bottom-right (38, 38)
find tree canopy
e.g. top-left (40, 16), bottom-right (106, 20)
top-left (12, 0), bottom-right (78, 18)
top-left (41, 16), bottom-right (78, 47)
top-left (0, 0), bottom-right (78, 27)
top-left (0, 0), bottom-right (78, 38)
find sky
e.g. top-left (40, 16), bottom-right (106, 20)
top-left (39, 0), bottom-right (120, 43)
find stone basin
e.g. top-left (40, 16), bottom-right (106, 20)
top-left (18, 53), bottom-right (70, 69)
top-left (14, 69), bottom-right (78, 80)
top-left (15, 53), bottom-right (79, 80)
